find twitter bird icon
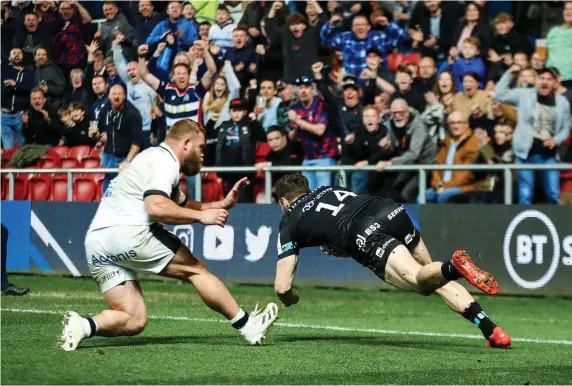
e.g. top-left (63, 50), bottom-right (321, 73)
top-left (245, 226), bottom-right (272, 262)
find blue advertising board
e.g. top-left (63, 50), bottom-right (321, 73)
top-left (1, 201), bottom-right (420, 287)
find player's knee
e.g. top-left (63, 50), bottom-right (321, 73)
top-left (127, 313), bottom-right (147, 335)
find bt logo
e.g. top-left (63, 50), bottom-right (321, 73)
top-left (503, 210), bottom-right (572, 290)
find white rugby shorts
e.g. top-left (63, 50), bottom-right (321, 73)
top-left (85, 224), bottom-right (181, 293)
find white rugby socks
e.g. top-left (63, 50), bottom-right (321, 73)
top-left (82, 317), bottom-right (99, 338)
top-left (229, 309), bottom-right (249, 329)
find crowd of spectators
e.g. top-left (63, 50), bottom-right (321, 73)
top-left (1, 0), bottom-right (571, 205)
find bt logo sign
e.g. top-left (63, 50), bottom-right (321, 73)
top-left (503, 210), bottom-right (572, 290)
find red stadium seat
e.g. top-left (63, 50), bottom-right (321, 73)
top-left (83, 170), bottom-right (106, 201)
top-left (28, 175), bottom-right (51, 201)
top-left (13, 174), bottom-right (29, 200)
top-left (74, 178), bottom-right (97, 202)
top-left (387, 53), bottom-right (406, 72)
top-left (561, 170), bottom-right (572, 193)
top-left (80, 156), bottom-right (101, 169)
top-left (37, 155), bottom-right (61, 169)
top-left (47, 146), bottom-right (69, 159)
top-left (68, 145), bottom-right (91, 162)
top-left (405, 52), bottom-right (421, 66)
top-left (2, 147), bottom-right (19, 161)
top-left (89, 146), bottom-right (103, 157)
top-left (202, 173), bottom-right (224, 202)
top-left (60, 157), bottom-right (79, 169)
top-left (50, 176), bottom-right (69, 201)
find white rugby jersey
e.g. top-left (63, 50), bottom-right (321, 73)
top-left (88, 144), bottom-right (185, 232)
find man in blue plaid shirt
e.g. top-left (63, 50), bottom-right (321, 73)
top-left (321, 13), bottom-right (406, 78)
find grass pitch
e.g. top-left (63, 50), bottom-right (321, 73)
top-left (2, 275), bottom-right (572, 384)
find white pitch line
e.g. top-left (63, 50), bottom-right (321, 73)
top-left (3, 307), bottom-right (572, 346)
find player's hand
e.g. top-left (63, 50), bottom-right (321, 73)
top-left (223, 177), bottom-right (248, 209)
top-left (200, 208), bottom-right (229, 227)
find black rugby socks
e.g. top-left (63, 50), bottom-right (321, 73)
top-left (441, 260), bottom-right (462, 281)
top-left (230, 309), bottom-right (249, 329)
top-left (462, 302), bottom-right (497, 338)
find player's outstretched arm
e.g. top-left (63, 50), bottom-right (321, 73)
top-left (186, 177), bottom-right (248, 211)
top-left (275, 254), bottom-right (300, 307)
top-left (145, 195), bottom-right (228, 226)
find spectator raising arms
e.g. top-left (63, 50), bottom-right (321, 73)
top-left (203, 60), bottom-right (241, 128)
top-left (321, 13), bottom-right (406, 78)
top-left (139, 38), bottom-right (217, 127)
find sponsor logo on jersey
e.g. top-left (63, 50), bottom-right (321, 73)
top-left (375, 238), bottom-right (396, 258)
top-left (356, 234), bottom-right (366, 250)
top-left (364, 222), bottom-right (380, 236)
top-left (404, 229), bottom-right (416, 245)
top-left (387, 206), bottom-right (404, 220)
top-left (91, 250), bottom-right (137, 266)
top-left (97, 269), bottom-right (123, 285)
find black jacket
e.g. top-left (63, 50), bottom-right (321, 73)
top-left (491, 29), bottom-right (534, 56)
top-left (452, 20), bottom-right (494, 59)
top-left (63, 119), bottom-right (97, 147)
top-left (35, 61), bottom-right (66, 109)
top-left (214, 117), bottom-right (265, 167)
top-left (98, 100), bottom-right (143, 158)
top-left (353, 125), bottom-right (393, 165)
top-left (23, 105), bottom-right (64, 146)
top-left (63, 87), bottom-right (95, 114)
top-left (1, 64), bottom-right (35, 112)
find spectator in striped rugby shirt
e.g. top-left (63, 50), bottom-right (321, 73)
top-left (138, 38), bottom-right (217, 127)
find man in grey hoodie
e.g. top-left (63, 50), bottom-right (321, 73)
top-left (34, 46), bottom-right (66, 110)
top-left (112, 34), bottom-right (156, 149)
top-left (375, 99), bottom-right (437, 202)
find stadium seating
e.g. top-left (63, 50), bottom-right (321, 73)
top-left (13, 174), bottom-right (29, 200)
top-left (37, 155), bottom-right (61, 169)
top-left (80, 156), bottom-right (101, 169)
top-left (68, 145), bottom-right (92, 162)
top-left (28, 175), bottom-right (51, 201)
top-left (74, 178), bottom-right (97, 202)
top-left (48, 146), bottom-right (70, 159)
top-left (50, 176), bottom-right (70, 201)
top-left (60, 157), bottom-right (79, 169)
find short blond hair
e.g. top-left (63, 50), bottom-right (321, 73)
top-left (166, 119), bottom-right (206, 140)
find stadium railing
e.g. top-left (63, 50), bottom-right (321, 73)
top-left (2, 164), bottom-right (571, 204)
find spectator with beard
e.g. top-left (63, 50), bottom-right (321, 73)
top-left (255, 126), bottom-right (304, 186)
top-left (97, 85), bottom-right (142, 192)
top-left (113, 35), bottom-right (156, 149)
top-left (8, 89), bottom-right (63, 168)
top-left (1, 47), bottom-right (34, 149)
top-left (375, 99), bottom-right (437, 203)
top-left (494, 66), bottom-right (571, 205)
top-left (34, 46), bottom-right (66, 110)
top-left (91, 75), bottom-right (109, 120)
top-left (63, 69), bottom-right (94, 110)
